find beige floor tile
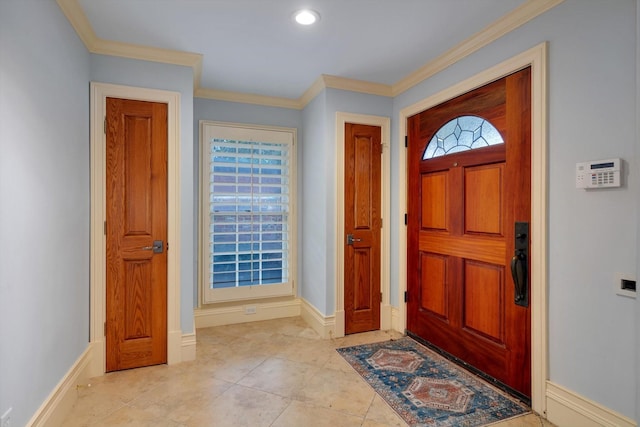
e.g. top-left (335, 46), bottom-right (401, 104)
top-left (61, 317), bottom-right (547, 427)
top-left (184, 384), bottom-right (290, 427)
top-left (97, 405), bottom-right (185, 427)
top-left (271, 401), bottom-right (364, 427)
top-left (128, 374), bottom-right (233, 423)
top-left (488, 412), bottom-right (553, 426)
top-left (295, 366), bottom-right (376, 417)
top-left (322, 348), bottom-right (358, 373)
top-left (236, 356), bottom-right (321, 398)
top-left (364, 394), bottom-right (408, 426)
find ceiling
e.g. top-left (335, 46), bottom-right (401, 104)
top-left (66, 0), bottom-right (539, 103)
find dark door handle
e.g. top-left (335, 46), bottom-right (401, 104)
top-left (346, 234), bottom-right (361, 245)
top-left (511, 251), bottom-right (527, 304)
top-left (152, 240), bottom-right (163, 254)
top-left (512, 222), bottom-right (529, 307)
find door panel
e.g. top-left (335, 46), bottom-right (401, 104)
top-left (354, 248), bottom-right (372, 310)
top-left (421, 173), bottom-right (448, 230)
top-left (106, 97), bottom-right (168, 372)
top-left (344, 123), bottom-right (382, 334)
top-left (464, 165), bottom-right (503, 235)
top-left (407, 68), bottom-right (531, 397)
top-left (419, 253), bottom-right (447, 318)
top-left (463, 260), bottom-right (504, 342)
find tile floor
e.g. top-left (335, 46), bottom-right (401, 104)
top-left (63, 317), bottom-right (555, 426)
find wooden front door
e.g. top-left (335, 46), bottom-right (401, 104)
top-left (105, 97), bottom-right (168, 372)
top-left (407, 68), bottom-right (531, 397)
top-left (344, 123), bottom-right (382, 334)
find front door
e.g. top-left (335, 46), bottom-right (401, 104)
top-left (105, 97), bottom-right (168, 371)
top-left (407, 68), bottom-right (531, 397)
top-left (344, 123), bottom-right (382, 334)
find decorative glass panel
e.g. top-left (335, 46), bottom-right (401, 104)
top-left (423, 115), bottom-right (503, 159)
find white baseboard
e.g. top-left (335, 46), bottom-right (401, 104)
top-left (300, 299), bottom-right (335, 339)
top-left (194, 298), bottom-right (302, 328)
top-left (391, 306), bottom-right (402, 333)
top-left (27, 347), bottom-right (92, 427)
top-left (546, 381), bottom-right (636, 427)
top-left (181, 332), bottom-right (197, 362)
top-left (380, 303), bottom-right (392, 331)
top-left (334, 309), bottom-right (345, 338)
top-left (167, 329), bottom-right (182, 365)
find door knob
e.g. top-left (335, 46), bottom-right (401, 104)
top-left (346, 234), bottom-right (361, 245)
top-left (140, 240), bottom-right (163, 253)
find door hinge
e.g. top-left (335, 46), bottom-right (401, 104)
top-left (404, 213), bottom-right (408, 225)
top-left (104, 117), bottom-right (106, 134)
top-left (405, 135), bottom-right (408, 148)
top-left (103, 221), bottom-right (106, 235)
top-left (380, 218), bottom-right (383, 228)
top-left (404, 291), bottom-right (408, 303)
top-left (104, 322), bottom-right (107, 336)
top-left (380, 292), bottom-right (383, 302)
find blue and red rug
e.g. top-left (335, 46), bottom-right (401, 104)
top-left (337, 337), bottom-right (529, 426)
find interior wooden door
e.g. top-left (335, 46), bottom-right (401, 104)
top-left (406, 68), bottom-right (531, 397)
top-left (105, 97), bottom-right (168, 372)
top-left (344, 123), bottom-right (382, 334)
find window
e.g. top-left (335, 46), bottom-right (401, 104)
top-left (423, 115), bottom-right (503, 159)
top-left (200, 122), bottom-right (296, 304)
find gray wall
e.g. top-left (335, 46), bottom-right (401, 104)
top-left (392, 0), bottom-right (637, 418)
top-left (0, 1), bottom-right (91, 426)
top-left (301, 92), bottom-right (329, 312)
top-left (2, 0), bottom-right (638, 424)
top-left (90, 55), bottom-right (196, 333)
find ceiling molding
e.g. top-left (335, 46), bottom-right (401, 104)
top-left (194, 88), bottom-right (302, 110)
top-left (57, 0), bottom-right (564, 109)
top-left (56, 0), bottom-right (98, 49)
top-left (391, 0), bottom-right (564, 96)
top-left (56, 0), bottom-right (203, 91)
top-left (298, 76), bottom-right (329, 108)
top-left (322, 75), bottom-right (393, 97)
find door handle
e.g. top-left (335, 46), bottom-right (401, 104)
top-left (141, 240), bottom-right (163, 254)
top-left (346, 234), bottom-right (362, 245)
top-left (511, 222), bottom-right (529, 307)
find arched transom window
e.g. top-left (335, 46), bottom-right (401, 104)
top-left (422, 115), bottom-right (503, 159)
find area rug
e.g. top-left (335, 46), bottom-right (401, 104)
top-left (337, 337), bottom-right (529, 426)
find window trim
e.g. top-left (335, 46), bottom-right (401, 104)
top-left (199, 121), bottom-right (297, 304)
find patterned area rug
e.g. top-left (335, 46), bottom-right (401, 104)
top-left (337, 337), bottom-right (529, 426)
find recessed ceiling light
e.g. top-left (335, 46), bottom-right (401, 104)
top-left (293, 9), bottom-right (320, 26)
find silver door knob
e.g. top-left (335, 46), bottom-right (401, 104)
top-left (346, 234), bottom-right (362, 245)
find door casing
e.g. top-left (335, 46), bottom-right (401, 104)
top-left (335, 113), bottom-right (391, 337)
top-left (398, 43), bottom-right (548, 414)
top-left (89, 82), bottom-right (182, 376)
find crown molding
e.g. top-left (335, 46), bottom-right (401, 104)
top-left (91, 39), bottom-right (203, 90)
top-left (56, 0), bottom-right (98, 49)
top-left (57, 0), bottom-right (563, 109)
top-left (194, 87), bottom-right (302, 110)
top-left (56, 0), bottom-right (203, 91)
top-left (322, 74), bottom-right (393, 97)
top-left (299, 75), bottom-right (329, 108)
top-left (391, 0), bottom-right (564, 96)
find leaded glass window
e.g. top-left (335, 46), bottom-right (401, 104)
top-left (423, 115), bottom-right (503, 159)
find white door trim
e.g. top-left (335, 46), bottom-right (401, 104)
top-left (89, 82), bottom-right (182, 376)
top-left (335, 113), bottom-right (391, 337)
top-left (397, 42), bottom-right (548, 415)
